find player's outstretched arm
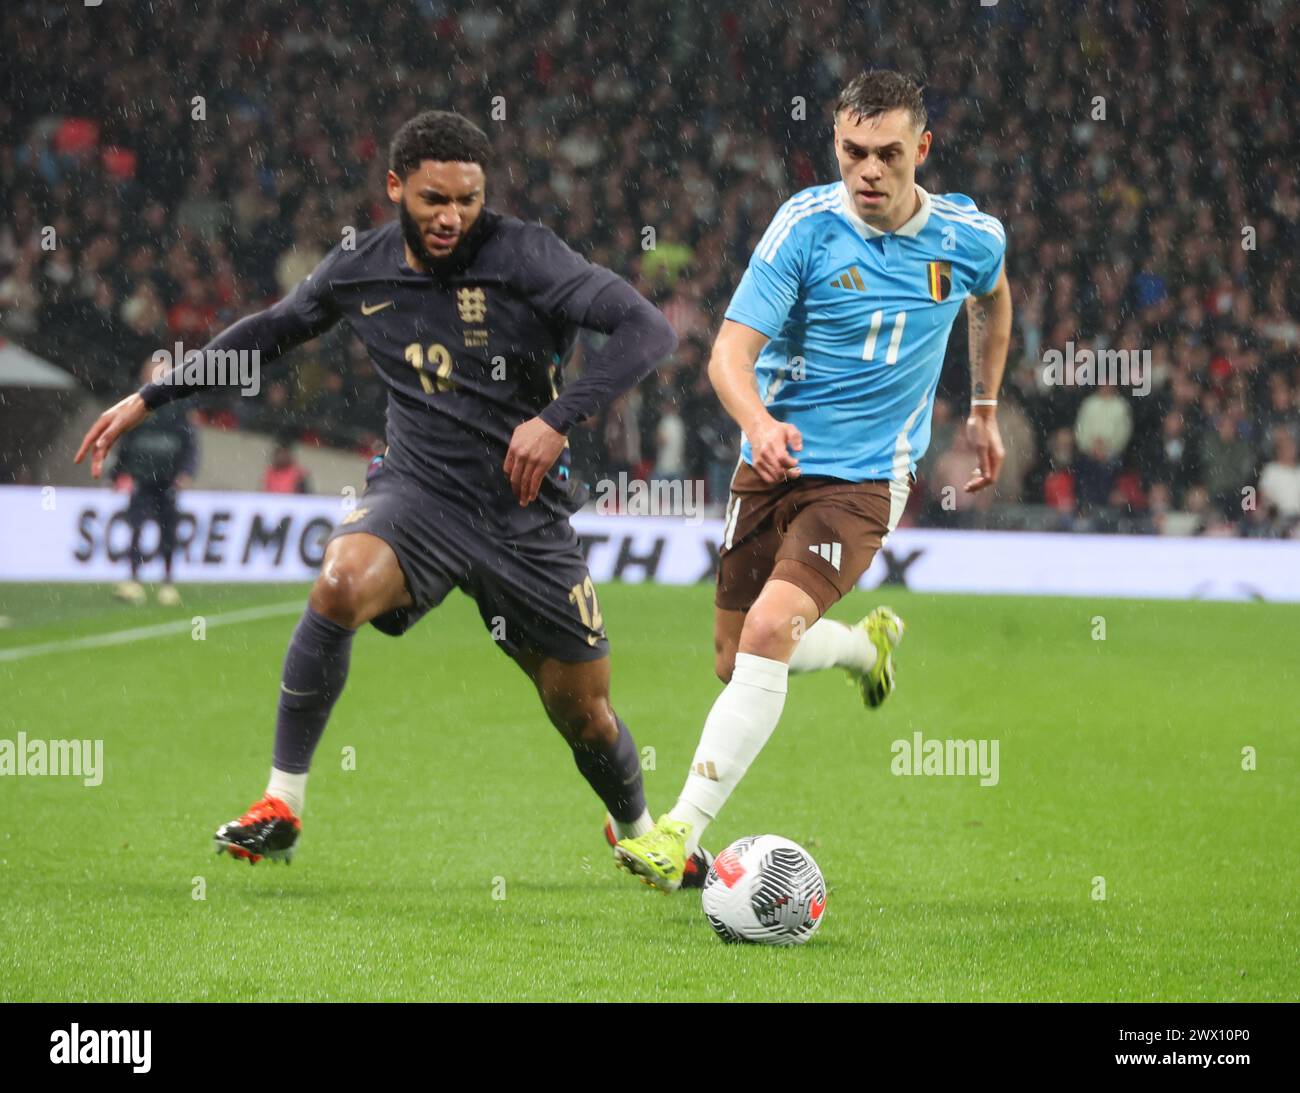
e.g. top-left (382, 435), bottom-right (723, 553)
top-left (708, 319), bottom-right (802, 484)
top-left (963, 265), bottom-right (1013, 493)
top-left (74, 287), bottom-right (337, 479)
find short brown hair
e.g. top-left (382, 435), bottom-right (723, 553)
top-left (835, 70), bottom-right (927, 131)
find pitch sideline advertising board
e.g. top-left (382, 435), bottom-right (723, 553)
top-left (1, 485), bottom-right (1298, 601)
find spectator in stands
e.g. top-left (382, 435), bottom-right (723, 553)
top-left (1075, 437), bottom-right (1121, 518)
top-left (602, 392), bottom-right (642, 482)
top-left (1262, 374), bottom-right (1300, 456)
top-left (166, 276), bottom-right (218, 342)
top-left (308, 371), bottom-right (352, 442)
top-left (118, 281), bottom-right (167, 367)
top-left (1074, 382), bottom-right (1133, 464)
top-left (1200, 413), bottom-right (1256, 519)
top-left (1147, 410), bottom-right (1200, 507)
top-left (247, 381), bottom-right (301, 436)
top-left (653, 393), bottom-right (687, 483)
top-left (0, 247), bottom-right (40, 334)
top-left (1258, 430), bottom-right (1300, 527)
top-left (1042, 427), bottom-right (1078, 518)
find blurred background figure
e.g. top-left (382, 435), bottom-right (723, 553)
top-left (1258, 429), bottom-right (1300, 531)
top-left (111, 360), bottom-right (198, 605)
top-left (262, 439), bottom-right (312, 494)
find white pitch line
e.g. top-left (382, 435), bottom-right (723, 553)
top-left (0, 601), bottom-right (304, 664)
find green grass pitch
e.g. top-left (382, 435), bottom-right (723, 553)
top-left (0, 580), bottom-right (1296, 1001)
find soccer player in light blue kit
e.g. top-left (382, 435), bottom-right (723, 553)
top-left (616, 70), bottom-right (1013, 890)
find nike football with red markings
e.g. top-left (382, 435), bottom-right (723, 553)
top-left (701, 834), bottom-right (827, 945)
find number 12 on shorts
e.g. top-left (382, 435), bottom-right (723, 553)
top-left (569, 576), bottom-right (604, 645)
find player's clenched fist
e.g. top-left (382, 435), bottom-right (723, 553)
top-left (504, 415), bottom-right (567, 505)
top-left (74, 393), bottom-right (151, 479)
top-left (747, 415), bottom-right (803, 484)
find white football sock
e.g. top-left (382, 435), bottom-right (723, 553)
top-left (670, 799), bottom-right (713, 851)
top-left (788, 618), bottom-right (876, 674)
top-left (266, 768), bottom-right (307, 816)
top-left (610, 808), bottom-right (653, 840)
top-left (670, 652), bottom-right (789, 856)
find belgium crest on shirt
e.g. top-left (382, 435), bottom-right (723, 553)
top-left (926, 260), bottom-right (952, 302)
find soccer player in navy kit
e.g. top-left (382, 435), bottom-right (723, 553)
top-left (76, 111), bottom-right (713, 882)
top-left (110, 360), bottom-right (198, 608)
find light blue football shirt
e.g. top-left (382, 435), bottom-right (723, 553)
top-left (725, 181), bottom-right (1006, 484)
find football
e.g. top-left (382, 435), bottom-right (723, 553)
top-left (701, 834), bottom-right (827, 945)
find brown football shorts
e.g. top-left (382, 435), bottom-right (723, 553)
top-left (715, 461), bottom-right (910, 616)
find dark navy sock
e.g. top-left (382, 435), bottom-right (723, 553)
top-left (571, 716), bottom-right (647, 823)
top-left (273, 607), bottom-right (355, 774)
top-left (128, 529), bottom-right (142, 580)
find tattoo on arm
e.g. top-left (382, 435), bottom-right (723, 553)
top-left (968, 296), bottom-right (989, 398)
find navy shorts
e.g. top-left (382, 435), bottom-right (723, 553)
top-left (126, 484), bottom-right (180, 551)
top-left (327, 460), bottom-right (608, 663)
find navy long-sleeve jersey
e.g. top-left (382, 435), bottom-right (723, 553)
top-left (111, 403), bottom-right (197, 488)
top-left (140, 210), bottom-right (677, 532)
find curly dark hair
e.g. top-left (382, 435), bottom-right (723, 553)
top-left (389, 110), bottom-right (492, 178)
top-left (834, 70), bottom-right (927, 131)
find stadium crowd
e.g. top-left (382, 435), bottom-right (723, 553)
top-left (2, 0), bottom-right (1298, 534)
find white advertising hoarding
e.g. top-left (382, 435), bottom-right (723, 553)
top-left (1, 486), bottom-right (1297, 602)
